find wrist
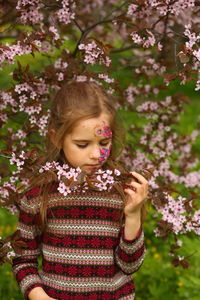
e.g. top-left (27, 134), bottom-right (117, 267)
top-left (124, 214), bottom-right (141, 241)
top-left (125, 210), bottom-right (141, 221)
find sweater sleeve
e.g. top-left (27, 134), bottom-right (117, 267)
top-left (114, 224), bottom-right (146, 275)
top-left (12, 193), bottom-right (44, 299)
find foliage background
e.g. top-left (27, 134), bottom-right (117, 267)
top-left (0, 1), bottom-right (200, 299)
top-left (0, 52), bottom-right (200, 299)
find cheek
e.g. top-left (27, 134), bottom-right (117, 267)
top-left (98, 144), bottom-right (112, 163)
top-left (63, 143), bottom-right (79, 161)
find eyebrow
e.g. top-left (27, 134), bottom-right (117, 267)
top-left (73, 137), bottom-right (111, 142)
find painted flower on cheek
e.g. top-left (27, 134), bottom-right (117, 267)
top-left (99, 144), bottom-right (112, 163)
top-left (94, 120), bottom-right (112, 163)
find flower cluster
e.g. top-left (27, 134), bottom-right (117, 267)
top-left (16, 0), bottom-right (40, 10)
top-left (16, 0), bottom-right (43, 25)
top-left (0, 42), bottom-right (32, 69)
top-left (79, 41), bottom-right (111, 66)
top-left (98, 73), bottom-right (114, 83)
top-left (10, 151), bottom-right (26, 173)
top-left (1, 79), bottom-right (50, 137)
top-left (56, 0), bottom-right (76, 25)
top-left (157, 193), bottom-right (187, 234)
top-left (39, 161), bottom-right (121, 196)
top-left (0, 180), bottom-right (18, 215)
top-left (131, 30), bottom-right (156, 48)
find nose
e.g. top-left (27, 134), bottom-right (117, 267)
top-left (89, 146), bottom-right (100, 159)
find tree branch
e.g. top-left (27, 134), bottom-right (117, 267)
top-left (72, 1), bottom-right (129, 57)
top-left (72, 18), bottom-right (114, 57)
top-left (111, 44), bottom-right (135, 54)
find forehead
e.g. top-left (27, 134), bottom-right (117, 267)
top-left (71, 114), bottom-right (111, 138)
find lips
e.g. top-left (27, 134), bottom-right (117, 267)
top-left (85, 164), bottom-right (100, 168)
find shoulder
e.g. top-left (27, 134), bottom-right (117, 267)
top-left (25, 186), bottom-right (42, 198)
top-left (25, 181), bottom-right (59, 199)
top-left (23, 186), bottom-right (42, 212)
top-left (19, 182), bottom-right (58, 213)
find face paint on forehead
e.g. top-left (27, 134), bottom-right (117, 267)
top-left (94, 120), bottom-right (112, 138)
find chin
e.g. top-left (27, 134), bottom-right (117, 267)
top-left (84, 167), bottom-right (99, 175)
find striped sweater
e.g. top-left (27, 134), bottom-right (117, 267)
top-left (12, 182), bottom-right (145, 300)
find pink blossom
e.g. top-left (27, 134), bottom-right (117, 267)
top-left (49, 26), bottom-right (60, 41)
top-left (181, 171), bottom-right (200, 188)
top-left (20, 6), bottom-right (43, 25)
top-left (15, 83), bottom-right (33, 94)
top-left (0, 113), bottom-right (8, 123)
top-left (0, 92), bottom-right (17, 109)
top-left (143, 30), bottom-right (156, 48)
top-left (6, 205), bottom-right (19, 215)
top-left (79, 41), bottom-right (111, 66)
top-left (38, 161), bottom-right (121, 196)
top-left (54, 58), bottom-right (68, 70)
top-left (25, 104), bottom-right (42, 115)
top-left (195, 80), bottom-right (200, 91)
top-left (16, 0), bottom-right (40, 10)
top-left (136, 101), bottom-right (159, 112)
top-left (157, 42), bottom-right (163, 51)
top-left (37, 112), bottom-right (51, 136)
top-left (7, 250), bottom-right (16, 259)
top-left (127, 4), bottom-right (138, 15)
top-left (0, 42), bottom-right (32, 67)
top-left (193, 49), bottom-right (200, 61)
top-left (157, 193), bottom-right (187, 234)
top-left (57, 72), bottom-right (64, 81)
top-left (56, 0), bottom-right (76, 25)
top-left (13, 129), bottom-right (27, 139)
top-left (98, 73), bottom-right (114, 83)
top-left (131, 32), bottom-right (143, 45)
top-left (10, 151), bottom-right (26, 171)
top-left (125, 86), bottom-right (139, 104)
top-left (76, 75), bottom-right (88, 82)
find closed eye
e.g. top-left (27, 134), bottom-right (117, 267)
top-left (76, 141), bottom-right (110, 149)
top-left (76, 144), bottom-right (87, 148)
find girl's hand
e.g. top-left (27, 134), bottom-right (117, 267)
top-left (30, 296), bottom-right (56, 300)
top-left (124, 171), bottom-right (148, 217)
top-left (28, 287), bottom-right (57, 300)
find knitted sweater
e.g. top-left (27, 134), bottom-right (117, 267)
top-left (12, 182), bottom-right (145, 300)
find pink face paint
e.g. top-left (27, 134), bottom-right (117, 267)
top-left (99, 144), bottom-right (112, 163)
top-left (94, 121), bottom-right (112, 138)
top-left (94, 121), bottom-right (112, 163)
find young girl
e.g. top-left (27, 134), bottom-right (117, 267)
top-left (12, 81), bottom-right (148, 300)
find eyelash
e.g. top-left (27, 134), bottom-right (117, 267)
top-left (76, 142), bottom-right (109, 148)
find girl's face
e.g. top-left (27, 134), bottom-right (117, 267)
top-left (62, 113), bottom-right (112, 174)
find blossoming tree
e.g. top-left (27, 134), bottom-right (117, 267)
top-left (0, 0), bottom-right (200, 268)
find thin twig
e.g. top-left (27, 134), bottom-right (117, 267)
top-left (0, 154), bottom-right (11, 159)
top-left (103, 1), bottom-right (128, 20)
top-left (73, 19), bottom-right (84, 33)
top-left (111, 44), bottom-right (135, 54)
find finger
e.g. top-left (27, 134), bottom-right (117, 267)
top-left (130, 172), bottom-right (148, 185)
top-left (124, 182), bottom-right (139, 192)
top-left (128, 181), bottom-right (142, 188)
top-left (124, 186), bottom-right (137, 193)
